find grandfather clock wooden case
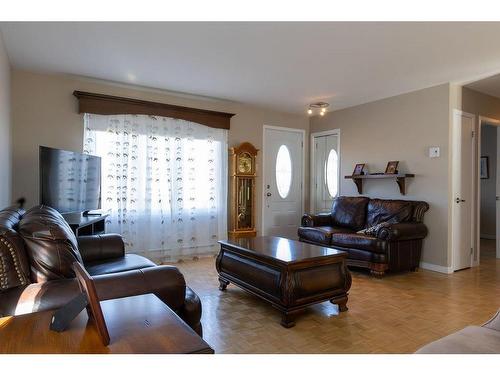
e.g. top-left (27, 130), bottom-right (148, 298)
top-left (228, 142), bottom-right (258, 239)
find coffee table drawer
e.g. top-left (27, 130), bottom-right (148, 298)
top-left (217, 250), bottom-right (282, 302)
top-left (292, 262), bottom-right (348, 303)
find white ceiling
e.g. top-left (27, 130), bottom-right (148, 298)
top-left (466, 73), bottom-right (500, 99)
top-left (3, 22), bottom-right (500, 113)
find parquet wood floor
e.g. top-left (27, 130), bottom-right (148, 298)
top-left (171, 239), bottom-right (500, 353)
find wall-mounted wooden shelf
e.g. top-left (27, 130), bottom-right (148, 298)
top-left (344, 173), bottom-right (415, 195)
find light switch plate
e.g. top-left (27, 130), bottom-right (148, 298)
top-left (429, 147), bottom-right (440, 158)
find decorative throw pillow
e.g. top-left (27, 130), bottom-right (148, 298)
top-left (357, 221), bottom-right (392, 236)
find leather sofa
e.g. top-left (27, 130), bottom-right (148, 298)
top-left (298, 196), bottom-right (429, 276)
top-left (0, 205), bottom-right (203, 335)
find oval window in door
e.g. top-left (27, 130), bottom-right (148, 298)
top-left (325, 148), bottom-right (339, 197)
top-left (276, 145), bottom-right (292, 198)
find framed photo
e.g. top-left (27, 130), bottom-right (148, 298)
top-left (72, 262), bottom-right (110, 346)
top-left (352, 163), bottom-right (365, 176)
top-left (385, 161), bottom-right (399, 174)
top-left (480, 156), bottom-right (489, 179)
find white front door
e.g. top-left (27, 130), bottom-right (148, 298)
top-left (452, 110), bottom-right (475, 271)
top-left (312, 132), bottom-right (340, 213)
top-left (263, 126), bottom-right (304, 238)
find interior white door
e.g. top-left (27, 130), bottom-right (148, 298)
top-left (452, 110), bottom-right (475, 271)
top-left (263, 127), bottom-right (303, 238)
top-left (313, 133), bottom-right (340, 212)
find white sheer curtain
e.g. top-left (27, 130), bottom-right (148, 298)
top-left (83, 113), bottom-right (227, 261)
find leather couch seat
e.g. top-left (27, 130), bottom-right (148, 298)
top-left (85, 253), bottom-right (156, 276)
top-left (330, 233), bottom-right (388, 254)
top-left (297, 226), bottom-right (354, 245)
top-left (341, 247), bottom-right (387, 263)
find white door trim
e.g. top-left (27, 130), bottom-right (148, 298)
top-left (451, 109), bottom-right (476, 271)
top-left (477, 115), bottom-right (500, 264)
top-left (261, 125), bottom-right (306, 235)
top-left (310, 129), bottom-right (341, 212)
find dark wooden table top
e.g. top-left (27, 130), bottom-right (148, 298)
top-left (219, 236), bottom-right (346, 264)
top-left (0, 294), bottom-right (213, 354)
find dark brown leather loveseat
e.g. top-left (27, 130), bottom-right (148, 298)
top-left (0, 205), bottom-right (203, 335)
top-left (298, 196), bottom-right (429, 276)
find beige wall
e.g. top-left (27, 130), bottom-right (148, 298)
top-left (462, 87), bottom-right (500, 121)
top-left (0, 33), bottom-right (11, 207)
top-left (310, 84), bottom-right (451, 267)
top-left (11, 70), bottom-right (309, 233)
top-left (480, 125), bottom-right (497, 238)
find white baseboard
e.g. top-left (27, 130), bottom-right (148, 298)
top-left (480, 234), bottom-right (496, 240)
top-left (419, 262), bottom-right (453, 274)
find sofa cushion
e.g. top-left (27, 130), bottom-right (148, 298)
top-left (331, 233), bottom-right (388, 254)
top-left (366, 199), bottom-right (413, 228)
top-left (85, 253), bottom-right (156, 276)
top-left (339, 247), bottom-right (387, 263)
top-left (298, 226), bottom-right (354, 245)
top-left (331, 196), bottom-right (370, 231)
top-left (415, 326), bottom-right (500, 354)
top-left (18, 205), bottom-right (84, 282)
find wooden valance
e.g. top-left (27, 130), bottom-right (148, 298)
top-left (73, 91), bottom-right (235, 130)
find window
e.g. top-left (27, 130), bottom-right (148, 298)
top-left (276, 145), bottom-right (292, 198)
top-left (83, 113), bottom-right (228, 257)
top-left (325, 148), bottom-right (339, 197)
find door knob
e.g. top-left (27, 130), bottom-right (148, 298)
top-left (497, 196), bottom-right (500, 201)
top-left (455, 197), bottom-right (465, 203)
top-left (266, 193), bottom-right (272, 197)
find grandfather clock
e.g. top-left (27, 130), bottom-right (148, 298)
top-left (228, 142), bottom-right (258, 239)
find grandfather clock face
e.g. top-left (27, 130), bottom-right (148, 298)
top-left (238, 153), bottom-right (252, 174)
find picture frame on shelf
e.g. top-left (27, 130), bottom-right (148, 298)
top-left (352, 163), bottom-right (365, 176)
top-left (385, 161), bottom-right (399, 174)
top-left (480, 156), bottom-right (489, 179)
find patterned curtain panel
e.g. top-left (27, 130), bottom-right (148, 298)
top-left (83, 113), bottom-right (228, 261)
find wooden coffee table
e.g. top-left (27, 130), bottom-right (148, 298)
top-left (216, 236), bottom-right (352, 328)
top-left (0, 294), bottom-right (213, 354)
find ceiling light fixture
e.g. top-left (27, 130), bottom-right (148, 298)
top-left (307, 102), bottom-right (329, 116)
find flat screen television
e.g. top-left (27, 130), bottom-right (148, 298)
top-left (39, 146), bottom-right (102, 214)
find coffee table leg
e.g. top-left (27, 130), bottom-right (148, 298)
top-left (218, 277), bottom-right (230, 291)
top-left (280, 312), bottom-right (296, 328)
top-left (330, 295), bottom-right (348, 312)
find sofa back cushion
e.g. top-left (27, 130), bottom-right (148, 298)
top-left (366, 199), bottom-right (413, 228)
top-left (331, 196), bottom-right (370, 231)
top-left (0, 207), bottom-right (31, 291)
top-left (18, 205), bottom-right (83, 282)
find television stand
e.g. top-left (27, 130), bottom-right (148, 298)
top-left (62, 212), bottom-right (109, 237)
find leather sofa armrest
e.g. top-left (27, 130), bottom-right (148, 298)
top-left (176, 286), bottom-right (203, 336)
top-left (77, 234), bottom-right (125, 263)
top-left (0, 266), bottom-right (192, 327)
top-left (376, 222), bottom-right (428, 241)
top-left (482, 309), bottom-right (500, 331)
top-left (93, 265), bottom-right (186, 311)
top-left (301, 213), bottom-right (332, 227)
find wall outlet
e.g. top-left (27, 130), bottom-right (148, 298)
top-left (429, 147), bottom-right (440, 158)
